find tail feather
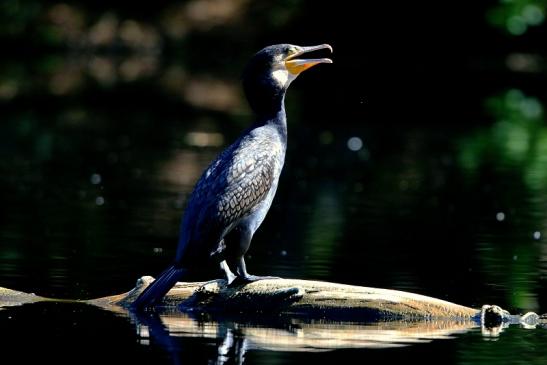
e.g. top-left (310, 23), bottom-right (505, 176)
top-left (131, 265), bottom-right (186, 310)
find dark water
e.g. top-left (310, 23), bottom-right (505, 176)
top-left (1, 117), bottom-right (546, 363)
top-left (1, 0), bottom-right (547, 363)
top-left (0, 301), bottom-right (546, 365)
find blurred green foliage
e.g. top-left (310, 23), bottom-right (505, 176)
top-left (459, 89), bottom-right (546, 191)
top-left (458, 90), bottom-right (546, 310)
top-left (488, 0), bottom-right (546, 35)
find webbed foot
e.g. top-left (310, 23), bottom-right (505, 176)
top-left (228, 275), bottom-right (280, 287)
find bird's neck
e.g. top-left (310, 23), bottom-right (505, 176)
top-left (247, 81), bottom-right (287, 118)
top-left (253, 95), bottom-right (287, 141)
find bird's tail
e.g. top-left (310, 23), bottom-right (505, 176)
top-left (131, 265), bottom-right (186, 310)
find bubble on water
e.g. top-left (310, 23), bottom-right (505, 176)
top-left (280, 250), bottom-right (287, 256)
top-left (347, 136), bottom-right (363, 151)
top-left (533, 231), bottom-right (541, 240)
top-left (95, 196), bottom-right (105, 206)
top-left (496, 212), bottom-right (505, 222)
top-left (90, 173), bottom-right (102, 185)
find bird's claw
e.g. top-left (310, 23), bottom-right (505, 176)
top-left (228, 275), bottom-right (280, 287)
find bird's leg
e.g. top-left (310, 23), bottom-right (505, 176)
top-left (225, 225), bottom-right (279, 286)
top-left (220, 260), bottom-right (237, 285)
top-left (232, 257), bottom-right (280, 284)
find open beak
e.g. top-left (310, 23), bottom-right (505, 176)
top-left (285, 44), bottom-right (333, 75)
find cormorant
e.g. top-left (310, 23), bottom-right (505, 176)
top-left (132, 43), bottom-right (333, 309)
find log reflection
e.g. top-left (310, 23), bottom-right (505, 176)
top-left (129, 310), bottom-right (477, 364)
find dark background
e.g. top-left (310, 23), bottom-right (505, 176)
top-left (2, 1), bottom-right (547, 364)
top-left (1, 0), bottom-right (546, 315)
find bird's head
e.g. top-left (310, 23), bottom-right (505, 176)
top-left (243, 44), bottom-right (333, 115)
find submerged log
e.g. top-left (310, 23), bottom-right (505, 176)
top-left (3, 277), bottom-right (544, 327)
top-left (90, 276), bottom-right (479, 320)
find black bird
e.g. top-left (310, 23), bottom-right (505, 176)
top-left (132, 43), bottom-right (333, 309)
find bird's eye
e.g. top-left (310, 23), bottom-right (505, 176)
top-left (287, 47), bottom-right (298, 55)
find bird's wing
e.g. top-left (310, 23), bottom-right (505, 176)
top-left (188, 136), bottom-right (281, 230)
top-left (216, 143), bottom-right (277, 226)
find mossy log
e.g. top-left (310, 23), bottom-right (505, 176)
top-left (90, 276), bottom-right (479, 320)
top-left (3, 277), bottom-right (544, 327)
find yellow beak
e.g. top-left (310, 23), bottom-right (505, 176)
top-left (285, 44), bottom-right (333, 75)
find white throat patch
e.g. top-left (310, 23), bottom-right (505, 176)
top-left (271, 69), bottom-right (296, 88)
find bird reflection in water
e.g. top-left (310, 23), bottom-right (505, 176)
top-left (129, 310), bottom-right (477, 364)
